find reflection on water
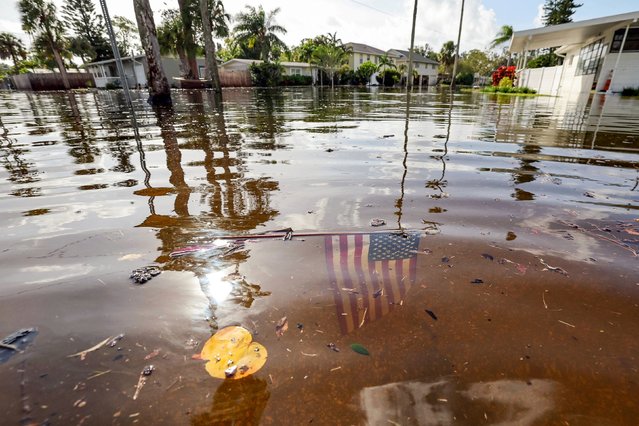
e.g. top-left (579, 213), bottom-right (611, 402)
top-left (1, 87), bottom-right (639, 424)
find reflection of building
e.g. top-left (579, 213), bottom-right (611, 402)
top-left (84, 55), bottom-right (206, 88)
top-left (509, 11), bottom-right (639, 96)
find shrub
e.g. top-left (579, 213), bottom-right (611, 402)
top-left (621, 87), bottom-right (639, 96)
top-left (455, 71), bottom-right (474, 86)
top-left (281, 74), bottom-right (312, 86)
top-left (375, 69), bottom-right (401, 87)
top-left (249, 62), bottom-right (283, 87)
top-left (491, 65), bottom-right (516, 86)
top-left (498, 76), bottom-right (513, 89)
top-left (481, 85), bottom-right (536, 95)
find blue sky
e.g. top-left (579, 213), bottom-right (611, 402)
top-left (1, 0), bottom-right (639, 56)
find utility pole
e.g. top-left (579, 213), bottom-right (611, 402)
top-left (406, 0), bottom-right (418, 91)
top-left (450, 0), bottom-right (465, 90)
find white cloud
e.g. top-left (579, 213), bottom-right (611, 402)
top-left (533, 2), bottom-right (545, 26)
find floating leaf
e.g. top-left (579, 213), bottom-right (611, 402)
top-left (350, 343), bottom-right (370, 356)
top-left (425, 309), bottom-right (438, 321)
top-left (198, 326), bottom-right (267, 380)
top-left (275, 316), bottom-right (288, 337)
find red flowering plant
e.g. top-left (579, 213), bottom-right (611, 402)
top-left (491, 66), bottom-right (516, 86)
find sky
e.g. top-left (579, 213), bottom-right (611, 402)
top-left (1, 0), bottom-right (639, 56)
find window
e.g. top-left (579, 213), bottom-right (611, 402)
top-left (359, 58), bottom-right (363, 64)
top-left (610, 27), bottom-right (639, 52)
top-left (291, 68), bottom-right (301, 76)
top-left (575, 39), bottom-right (606, 76)
top-left (367, 55), bottom-right (371, 61)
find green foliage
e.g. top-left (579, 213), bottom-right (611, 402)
top-left (312, 44), bottom-right (348, 88)
top-left (621, 87), bottom-right (639, 96)
top-left (526, 52), bottom-right (559, 68)
top-left (280, 74), bottom-right (312, 86)
top-left (0, 33), bottom-right (28, 67)
top-left (455, 71), bottom-right (474, 86)
top-left (490, 25), bottom-right (513, 49)
top-left (482, 84), bottom-right (536, 95)
top-left (498, 76), bottom-right (513, 88)
top-left (62, 0), bottom-right (112, 62)
top-left (438, 41), bottom-right (456, 75)
top-left (376, 69), bottom-right (401, 87)
top-left (377, 54), bottom-right (396, 72)
top-left (233, 5), bottom-right (287, 61)
top-left (542, 0), bottom-right (582, 26)
top-left (112, 16), bottom-right (140, 56)
top-left (249, 61), bottom-right (283, 86)
top-left (357, 61), bottom-right (377, 84)
top-left (458, 49), bottom-right (499, 77)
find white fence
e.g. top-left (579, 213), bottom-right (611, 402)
top-left (518, 66), bottom-right (563, 96)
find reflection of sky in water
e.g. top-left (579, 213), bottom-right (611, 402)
top-left (20, 263), bottom-right (95, 285)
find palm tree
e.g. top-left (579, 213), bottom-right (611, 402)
top-left (18, 0), bottom-right (71, 89)
top-left (177, 0), bottom-right (198, 79)
top-left (490, 25), bottom-right (513, 49)
top-left (133, 0), bottom-right (171, 104)
top-left (312, 44), bottom-right (348, 90)
top-left (233, 5), bottom-right (287, 61)
top-left (0, 33), bottom-right (27, 68)
top-left (157, 9), bottom-right (189, 76)
top-left (377, 54), bottom-right (396, 72)
top-left (438, 41), bottom-right (456, 77)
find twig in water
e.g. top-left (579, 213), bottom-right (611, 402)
top-left (542, 291), bottom-right (548, 309)
top-left (87, 370), bottom-right (111, 380)
top-left (359, 307), bottom-right (368, 328)
top-left (558, 320), bottom-right (575, 328)
top-left (68, 336), bottom-right (113, 361)
top-left (539, 258), bottom-right (569, 276)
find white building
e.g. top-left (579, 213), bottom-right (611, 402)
top-left (387, 49), bottom-right (439, 86)
top-left (84, 55), bottom-right (206, 88)
top-left (509, 11), bottom-right (639, 97)
top-left (345, 42), bottom-right (387, 85)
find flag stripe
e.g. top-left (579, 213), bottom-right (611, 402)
top-left (325, 235), bottom-right (348, 334)
top-left (339, 235), bottom-right (358, 331)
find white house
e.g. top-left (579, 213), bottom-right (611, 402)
top-left (218, 59), bottom-right (317, 84)
top-left (387, 49), bottom-right (439, 86)
top-left (509, 11), bottom-right (639, 96)
top-left (84, 55), bottom-right (206, 88)
top-left (345, 42), bottom-right (387, 84)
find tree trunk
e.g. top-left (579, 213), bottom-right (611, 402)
top-left (199, 0), bottom-right (222, 92)
top-left (177, 0), bottom-right (198, 79)
top-left (177, 47), bottom-right (189, 78)
top-left (46, 29), bottom-right (70, 90)
top-left (51, 47), bottom-right (71, 90)
top-left (133, 0), bottom-right (172, 105)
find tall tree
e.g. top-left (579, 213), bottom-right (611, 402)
top-left (490, 25), bottom-right (513, 49)
top-left (542, 0), bottom-right (582, 26)
top-left (438, 40), bottom-right (456, 76)
top-left (0, 33), bottom-right (27, 68)
top-left (133, 0), bottom-right (171, 104)
top-left (62, 0), bottom-right (111, 62)
top-left (19, 0), bottom-right (71, 89)
top-left (377, 54), bottom-right (396, 72)
top-left (312, 44), bottom-right (347, 89)
top-left (199, 0), bottom-right (224, 91)
top-left (112, 16), bottom-right (140, 57)
top-left (157, 9), bottom-right (189, 76)
top-left (176, 0), bottom-right (199, 78)
top-left (233, 5), bottom-right (287, 61)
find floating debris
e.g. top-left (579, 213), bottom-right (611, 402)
top-left (142, 365), bottom-right (155, 376)
top-left (425, 309), bottom-right (438, 321)
top-left (370, 218), bottom-right (386, 227)
top-left (471, 279), bottom-right (484, 284)
top-left (129, 266), bottom-right (161, 284)
top-left (506, 231), bottom-right (517, 241)
top-left (373, 289), bottom-right (383, 298)
top-left (0, 328), bottom-right (38, 363)
top-left (350, 343), bottom-right (370, 356)
top-left (197, 326), bottom-right (267, 380)
top-left (481, 253), bottom-right (494, 261)
top-left (68, 336), bottom-right (113, 361)
top-left (107, 334), bottom-right (124, 348)
top-left (539, 258), bottom-right (569, 276)
top-left (275, 317), bottom-right (289, 337)
top-left (327, 343), bottom-right (340, 352)
top-left (381, 134), bottom-right (395, 138)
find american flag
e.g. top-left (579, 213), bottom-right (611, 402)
top-left (324, 232), bottom-right (420, 334)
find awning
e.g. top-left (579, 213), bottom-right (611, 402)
top-left (509, 11), bottom-right (639, 53)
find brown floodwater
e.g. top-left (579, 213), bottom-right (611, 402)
top-left (0, 87), bottom-right (638, 425)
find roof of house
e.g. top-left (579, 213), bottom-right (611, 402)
top-left (220, 59), bottom-right (314, 68)
top-left (344, 42), bottom-right (386, 56)
top-left (84, 55), bottom-right (146, 67)
top-left (509, 10), bottom-right (639, 52)
top-left (387, 49), bottom-right (439, 65)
